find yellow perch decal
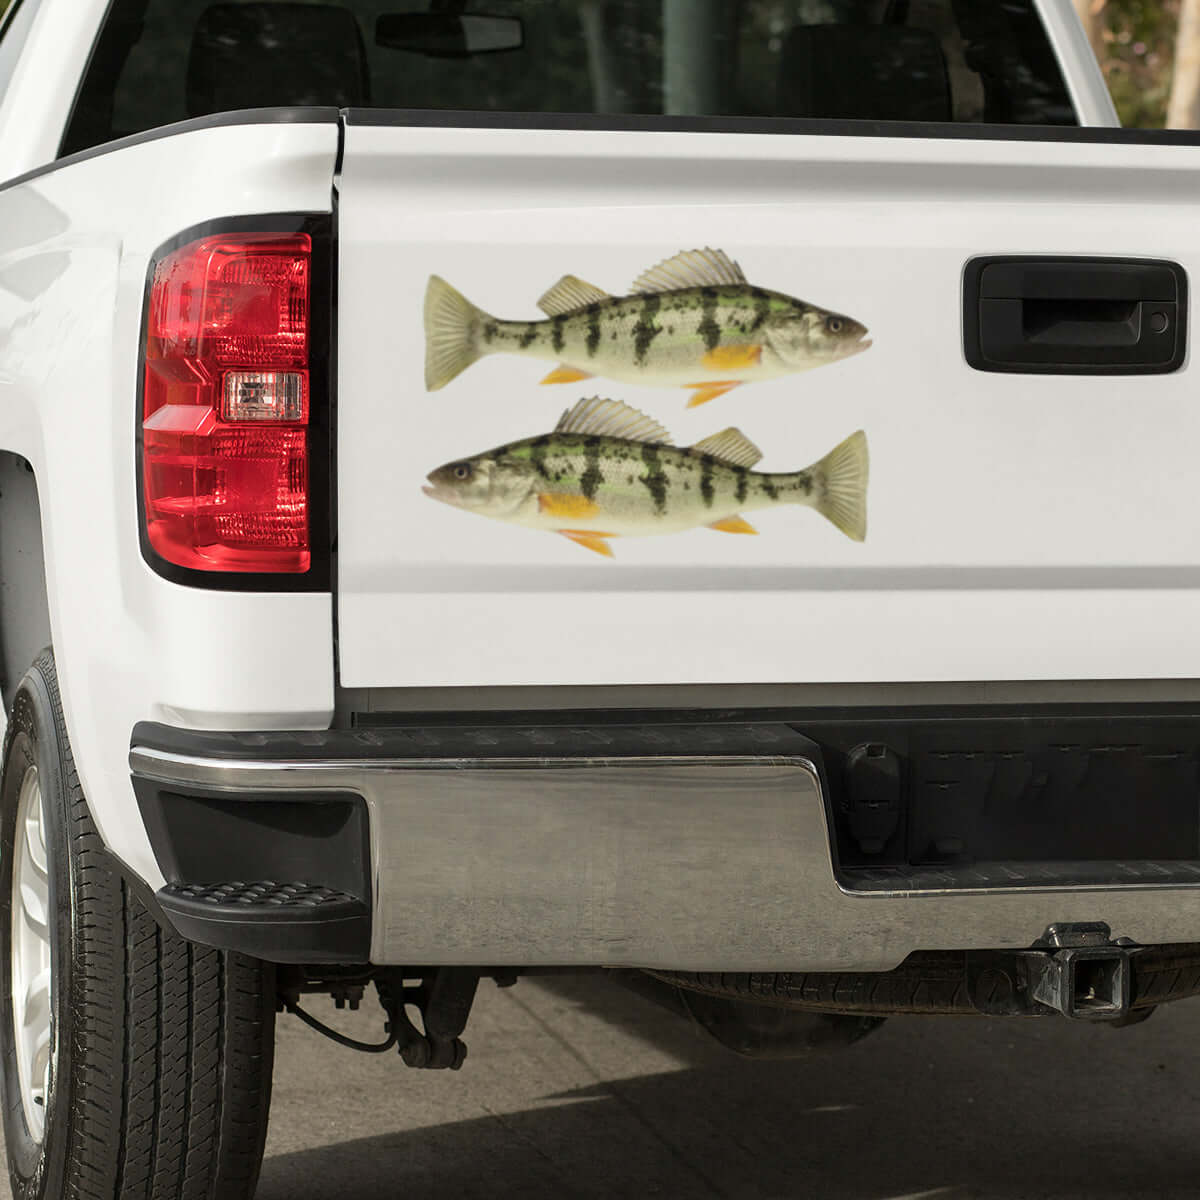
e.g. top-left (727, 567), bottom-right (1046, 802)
top-left (424, 249), bottom-right (872, 407)
top-left (423, 397), bottom-right (869, 558)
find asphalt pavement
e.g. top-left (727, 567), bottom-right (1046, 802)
top-left (253, 973), bottom-right (1200, 1200)
top-left (0, 971), bottom-right (1194, 1199)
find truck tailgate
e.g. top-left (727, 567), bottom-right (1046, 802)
top-left (335, 117), bottom-right (1200, 689)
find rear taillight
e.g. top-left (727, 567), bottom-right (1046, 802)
top-left (141, 232), bottom-right (312, 574)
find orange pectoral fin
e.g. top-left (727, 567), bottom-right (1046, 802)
top-left (701, 344), bottom-right (763, 371)
top-left (541, 365), bottom-right (594, 384)
top-left (560, 529), bottom-right (617, 558)
top-left (538, 493), bottom-right (600, 519)
top-left (708, 516), bottom-right (758, 535)
top-left (685, 381), bottom-right (741, 409)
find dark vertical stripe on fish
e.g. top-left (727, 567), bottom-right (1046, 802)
top-left (633, 294), bottom-right (663, 367)
top-left (750, 288), bottom-right (771, 332)
top-left (760, 476), bottom-right (779, 501)
top-left (581, 437), bottom-right (604, 500)
top-left (735, 468), bottom-right (749, 504)
top-left (519, 323), bottom-right (540, 349)
top-left (700, 455), bottom-right (715, 508)
top-left (698, 289), bottom-right (721, 352)
top-left (552, 315), bottom-right (566, 354)
top-left (529, 436), bottom-right (552, 480)
top-left (586, 305), bottom-right (602, 358)
top-left (483, 321), bottom-right (499, 345)
top-left (639, 442), bottom-right (669, 514)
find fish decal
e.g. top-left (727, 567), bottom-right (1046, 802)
top-left (424, 248), bottom-right (872, 407)
top-left (423, 396), bottom-right (868, 557)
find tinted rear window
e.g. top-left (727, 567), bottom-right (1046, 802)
top-left (62, 0), bottom-right (1077, 156)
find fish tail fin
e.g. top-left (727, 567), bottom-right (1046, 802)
top-left (806, 430), bottom-right (869, 542)
top-left (424, 275), bottom-right (490, 391)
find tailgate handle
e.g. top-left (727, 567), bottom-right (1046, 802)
top-left (963, 257), bottom-right (1187, 375)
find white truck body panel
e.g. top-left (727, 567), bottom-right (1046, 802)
top-left (335, 123), bottom-right (1200, 689)
top-left (0, 118), bottom-right (341, 887)
top-left (0, 0), bottom-right (112, 180)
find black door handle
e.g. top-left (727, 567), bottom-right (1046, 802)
top-left (963, 257), bottom-right (1187, 374)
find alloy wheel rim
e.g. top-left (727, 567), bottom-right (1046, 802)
top-left (12, 765), bottom-right (52, 1141)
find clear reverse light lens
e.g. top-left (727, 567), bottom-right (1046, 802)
top-left (223, 371), bottom-right (307, 422)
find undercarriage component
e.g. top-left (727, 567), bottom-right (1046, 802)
top-left (649, 930), bottom-right (1200, 1021)
top-left (285, 1000), bottom-right (399, 1053)
top-left (277, 965), bottom-right (481, 1066)
top-left (277, 965), bottom-right (397, 1052)
top-left (376, 968), bottom-right (480, 1069)
top-left (277, 965), bottom-right (374, 1013)
top-left (616, 970), bottom-right (884, 1057)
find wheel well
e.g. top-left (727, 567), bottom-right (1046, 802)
top-left (0, 453), bottom-right (51, 712)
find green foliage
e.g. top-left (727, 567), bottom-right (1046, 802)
top-left (1096, 0), bottom-right (1180, 127)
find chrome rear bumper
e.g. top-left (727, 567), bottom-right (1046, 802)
top-left (129, 726), bottom-right (1200, 972)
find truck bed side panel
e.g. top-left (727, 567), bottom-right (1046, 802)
top-left (0, 119), bottom-right (340, 886)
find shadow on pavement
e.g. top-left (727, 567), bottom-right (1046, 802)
top-left (257, 974), bottom-right (1200, 1200)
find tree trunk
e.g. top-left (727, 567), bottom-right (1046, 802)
top-left (1169, 0), bottom-right (1200, 129)
top-left (1073, 0), bottom-right (1106, 61)
top-left (662, 0), bottom-right (722, 116)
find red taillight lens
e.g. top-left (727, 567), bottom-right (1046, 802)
top-left (141, 232), bottom-right (312, 574)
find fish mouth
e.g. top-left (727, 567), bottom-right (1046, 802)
top-left (424, 480), bottom-right (473, 511)
top-left (840, 335), bottom-right (873, 358)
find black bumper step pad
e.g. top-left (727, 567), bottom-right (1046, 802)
top-left (158, 881), bottom-right (369, 964)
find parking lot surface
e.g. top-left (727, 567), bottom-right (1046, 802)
top-left (251, 973), bottom-right (1200, 1200)
top-left (2, 972), bottom-right (1197, 1199)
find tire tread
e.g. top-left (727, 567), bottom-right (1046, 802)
top-left (5, 651), bottom-right (275, 1200)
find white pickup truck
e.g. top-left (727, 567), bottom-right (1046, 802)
top-left (2, 0), bottom-right (1199, 1195)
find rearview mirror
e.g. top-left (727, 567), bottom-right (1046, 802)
top-left (376, 12), bottom-right (524, 58)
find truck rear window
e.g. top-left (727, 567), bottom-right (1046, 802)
top-left (62, 0), bottom-right (1077, 156)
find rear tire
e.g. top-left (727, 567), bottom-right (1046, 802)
top-left (0, 650), bottom-right (276, 1199)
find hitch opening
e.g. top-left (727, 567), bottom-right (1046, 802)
top-left (1074, 956), bottom-right (1125, 1016)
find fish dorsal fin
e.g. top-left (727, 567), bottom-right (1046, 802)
top-left (690, 427), bottom-right (763, 468)
top-left (538, 275), bottom-right (613, 317)
top-left (631, 248), bottom-right (747, 295)
top-left (554, 396), bottom-right (672, 444)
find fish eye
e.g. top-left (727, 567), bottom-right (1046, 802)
top-left (452, 463), bottom-right (473, 481)
top-left (826, 317), bottom-right (844, 334)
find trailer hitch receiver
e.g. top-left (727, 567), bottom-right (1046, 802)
top-left (1027, 923), bottom-right (1140, 1021)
